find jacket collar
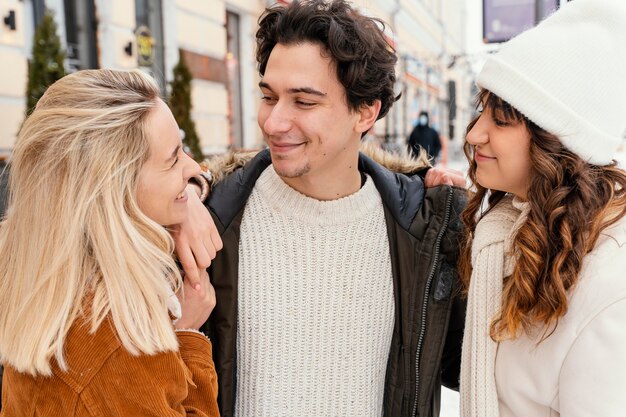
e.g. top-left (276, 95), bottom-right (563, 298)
top-left (357, 152), bottom-right (424, 230)
top-left (209, 148), bottom-right (425, 231)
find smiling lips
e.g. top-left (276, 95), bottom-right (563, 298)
top-left (475, 151), bottom-right (496, 162)
top-left (270, 141), bottom-right (305, 153)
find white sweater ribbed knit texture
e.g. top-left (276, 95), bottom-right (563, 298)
top-left (235, 166), bottom-right (395, 417)
top-left (460, 196), bottom-right (529, 417)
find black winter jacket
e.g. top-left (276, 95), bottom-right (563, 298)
top-left (200, 149), bottom-right (467, 417)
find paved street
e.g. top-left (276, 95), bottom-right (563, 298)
top-left (441, 387), bottom-right (460, 417)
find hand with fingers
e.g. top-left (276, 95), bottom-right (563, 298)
top-left (174, 268), bottom-right (216, 330)
top-left (170, 183), bottom-right (223, 290)
top-left (424, 166), bottom-right (466, 188)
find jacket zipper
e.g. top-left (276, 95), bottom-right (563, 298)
top-left (411, 187), bottom-right (454, 417)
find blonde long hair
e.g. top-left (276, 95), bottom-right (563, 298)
top-left (0, 69), bottom-right (182, 376)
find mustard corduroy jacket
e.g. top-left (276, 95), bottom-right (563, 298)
top-left (1, 316), bottom-right (219, 416)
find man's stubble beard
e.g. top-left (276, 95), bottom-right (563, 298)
top-left (273, 160), bottom-right (311, 179)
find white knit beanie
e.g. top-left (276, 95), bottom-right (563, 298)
top-left (477, 0), bottom-right (626, 165)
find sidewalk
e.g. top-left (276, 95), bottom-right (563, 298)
top-left (441, 387), bottom-right (460, 416)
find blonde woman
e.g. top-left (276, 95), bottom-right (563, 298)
top-left (0, 69), bottom-right (219, 416)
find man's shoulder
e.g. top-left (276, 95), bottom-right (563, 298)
top-left (207, 150), bottom-right (271, 229)
top-left (358, 151), bottom-right (426, 231)
top-left (407, 185), bottom-right (466, 238)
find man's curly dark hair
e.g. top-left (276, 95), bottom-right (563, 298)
top-left (256, 0), bottom-right (400, 120)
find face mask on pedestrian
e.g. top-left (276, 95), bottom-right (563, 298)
top-left (418, 115), bottom-right (428, 126)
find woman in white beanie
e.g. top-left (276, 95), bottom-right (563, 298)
top-left (459, 0), bottom-right (626, 416)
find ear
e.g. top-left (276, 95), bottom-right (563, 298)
top-left (354, 100), bottom-right (381, 134)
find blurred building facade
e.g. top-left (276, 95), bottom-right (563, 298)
top-left (0, 0), bottom-right (474, 156)
top-left (353, 0), bottom-right (474, 154)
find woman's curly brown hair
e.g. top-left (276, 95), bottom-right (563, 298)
top-left (459, 89), bottom-right (626, 341)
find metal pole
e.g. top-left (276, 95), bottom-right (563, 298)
top-left (535, 0), bottom-right (543, 25)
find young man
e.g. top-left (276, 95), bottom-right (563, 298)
top-left (199, 1), bottom-right (466, 416)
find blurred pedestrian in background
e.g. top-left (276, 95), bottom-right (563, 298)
top-left (407, 111), bottom-right (442, 162)
top-left (459, 0), bottom-right (626, 416)
top-left (0, 69), bottom-right (219, 416)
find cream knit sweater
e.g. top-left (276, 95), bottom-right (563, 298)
top-left (460, 195), bottom-right (529, 417)
top-left (235, 166), bottom-right (395, 417)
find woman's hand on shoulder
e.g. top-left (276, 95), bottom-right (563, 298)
top-left (424, 166), bottom-right (466, 188)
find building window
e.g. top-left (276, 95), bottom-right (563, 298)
top-left (135, 0), bottom-right (166, 92)
top-left (63, 0), bottom-right (98, 72)
top-left (226, 11), bottom-right (243, 149)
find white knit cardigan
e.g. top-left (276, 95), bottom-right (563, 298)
top-left (460, 196), bottom-right (530, 417)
